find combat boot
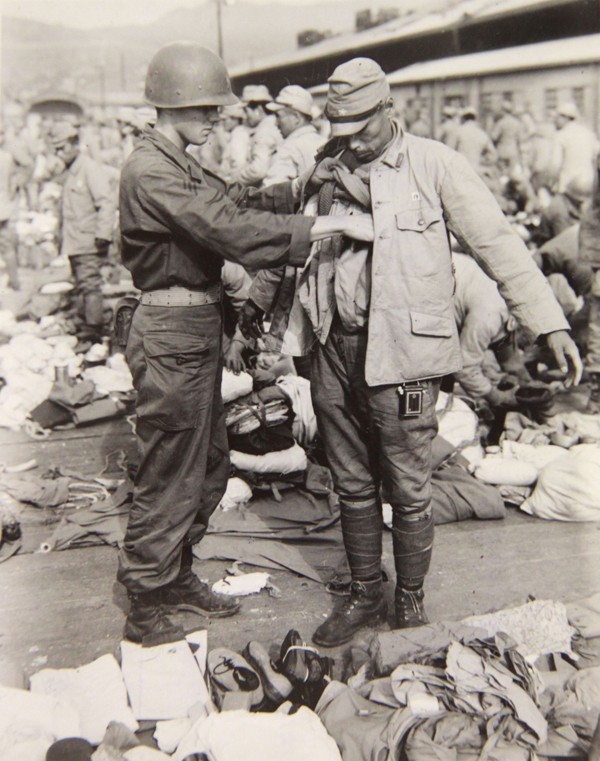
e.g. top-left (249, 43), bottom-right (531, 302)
top-left (394, 586), bottom-right (429, 629)
top-left (161, 568), bottom-right (241, 618)
top-left (312, 579), bottom-right (387, 648)
top-left (124, 590), bottom-right (185, 647)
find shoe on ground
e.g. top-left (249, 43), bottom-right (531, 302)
top-left (124, 592), bottom-right (186, 647)
top-left (243, 640), bottom-right (293, 705)
top-left (161, 572), bottom-right (241, 618)
top-left (394, 587), bottom-right (429, 629)
top-left (312, 580), bottom-right (387, 648)
top-left (207, 647), bottom-right (264, 708)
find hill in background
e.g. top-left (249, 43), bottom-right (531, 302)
top-left (2, 0), bottom-right (444, 103)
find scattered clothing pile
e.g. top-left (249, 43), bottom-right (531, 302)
top-left (1, 596), bottom-right (599, 760)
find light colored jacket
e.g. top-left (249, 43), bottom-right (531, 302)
top-left (237, 115), bottom-right (282, 187)
top-left (263, 125), bottom-right (325, 186)
top-left (61, 154), bottom-right (116, 256)
top-left (251, 123), bottom-right (569, 386)
top-left (454, 121), bottom-right (497, 175)
top-left (490, 114), bottom-right (525, 163)
top-left (554, 121), bottom-right (600, 193)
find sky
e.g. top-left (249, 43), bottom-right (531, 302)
top-left (2, 0), bottom-right (349, 29)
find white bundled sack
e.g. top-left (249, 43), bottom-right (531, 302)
top-left (221, 368), bottom-right (253, 403)
top-left (230, 442), bottom-right (307, 474)
top-left (521, 445), bottom-right (600, 521)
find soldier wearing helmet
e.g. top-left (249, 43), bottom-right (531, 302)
top-left (117, 41), bottom-right (374, 646)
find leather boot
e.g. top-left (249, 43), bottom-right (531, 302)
top-left (161, 545), bottom-right (241, 618)
top-left (394, 586), bottom-right (429, 629)
top-left (124, 590), bottom-right (185, 647)
top-left (312, 579), bottom-right (387, 648)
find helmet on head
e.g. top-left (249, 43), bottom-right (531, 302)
top-left (144, 41), bottom-right (238, 109)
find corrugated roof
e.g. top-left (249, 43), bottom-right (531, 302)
top-left (307, 32), bottom-right (600, 95)
top-left (386, 33), bottom-right (600, 83)
top-left (229, 0), bottom-right (580, 78)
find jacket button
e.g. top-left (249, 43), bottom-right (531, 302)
top-left (418, 218), bottom-right (425, 226)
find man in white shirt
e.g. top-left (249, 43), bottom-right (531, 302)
top-left (263, 85), bottom-right (325, 186)
top-left (553, 102), bottom-right (599, 193)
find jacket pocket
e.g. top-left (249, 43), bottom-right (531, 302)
top-left (395, 207), bottom-right (442, 232)
top-left (410, 311), bottom-right (454, 338)
top-left (137, 331), bottom-right (215, 430)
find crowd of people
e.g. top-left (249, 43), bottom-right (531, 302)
top-left (0, 46), bottom-right (598, 649)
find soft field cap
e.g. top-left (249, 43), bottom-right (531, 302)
top-left (325, 57), bottom-right (390, 136)
top-left (221, 102), bottom-right (246, 120)
top-left (267, 85), bottom-right (314, 117)
top-left (558, 101), bottom-right (579, 119)
top-left (50, 122), bottom-right (79, 147)
top-left (241, 84), bottom-right (272, 103)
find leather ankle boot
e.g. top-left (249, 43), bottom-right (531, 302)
top-left (161, 569), bottom-right (241, 618)
top-left (394, 586), bottom-right (428, 629)
top-left (125, 591), bottom-right (185, 647)
top-left (312, 579), bottom-right (387, 648)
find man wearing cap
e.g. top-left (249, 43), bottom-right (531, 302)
top-left (219, 103), bottom-right (250, 181)
top-left (242, 56), bottom-right (582, 648)
top-left (52, 121), bottom-right (117, 342)
top-left (435, 105), bottom-right (460, 150)
top-left (234, 84), bottom-right (282, 187)
top-left (553, 102), bottom-right (599, 193)
top-left (490, 100), bottom-right (526, 173)
top-left (454, 106), bottom-right (498, 177)
top-left (263, 85), bottom-right (325, 186)
top-left (117, 42), bottom-right (374, 646)
top-left (533, 173), bottom-right (593, 247)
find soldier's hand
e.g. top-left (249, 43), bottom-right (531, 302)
top-left (300, 157), bottom-right (346, 197)
top-left (224, 340), bottom-right (246, 374)
top-left (545, 330), bottom-right (583, 387)
top-left (238, 299), bottom-right (265, 341)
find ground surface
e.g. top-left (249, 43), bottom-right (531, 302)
top-left (0, 414), bottom-right (599, 683)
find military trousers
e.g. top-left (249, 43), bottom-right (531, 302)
top-left (69, 253), bottom-right (105, 329)
top-left (118, 302), bottom-right (230, 593)
top-left (310, 317), bottom-right (441, 513)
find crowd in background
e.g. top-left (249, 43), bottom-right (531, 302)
top-left (0, 83), bottom-right (599, 409)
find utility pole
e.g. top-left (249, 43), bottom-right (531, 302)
top-left (215, 0), bottom-right (224, 60)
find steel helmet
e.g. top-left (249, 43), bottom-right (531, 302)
top-left (144, 41), bottom-right (238, 108)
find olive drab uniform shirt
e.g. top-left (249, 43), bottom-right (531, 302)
top-left (119, 128), bottom-right (314, 292)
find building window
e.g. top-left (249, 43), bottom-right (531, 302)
top-left (544, 88), bottom-right (558, 119)
top-left (502, 91), bottom-right (513, 105)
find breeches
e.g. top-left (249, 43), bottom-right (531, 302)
top-left (310, 321), bottom-right (440, 514)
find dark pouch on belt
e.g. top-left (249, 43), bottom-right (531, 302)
top-left (114, 296), bottom-right (139, 348)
